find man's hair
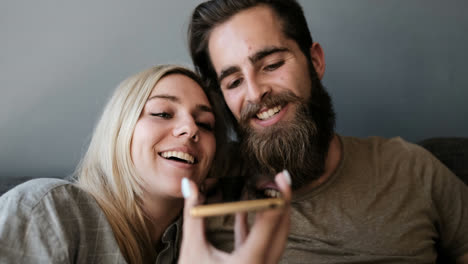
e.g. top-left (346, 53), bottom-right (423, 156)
top-left (188, 0), bottom-right (313, 91)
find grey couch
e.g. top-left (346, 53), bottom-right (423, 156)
top-left (418, 137), bottom-right (468, 185)
top-left (2, 137), bottom-right (466, 195)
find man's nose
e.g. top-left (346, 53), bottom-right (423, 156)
top-left (245, 76), bottom-right (271, 103)
top-left (173, 117), bottom-right (199, 142)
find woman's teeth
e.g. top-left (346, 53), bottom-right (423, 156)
top-left (160, 151), bottom-right (195, 164)
top-left (264, 188), bottom-right (281, 198)
top-left (256, 105), bottom-right (282, 120)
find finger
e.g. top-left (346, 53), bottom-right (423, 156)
top-left (266, 206), bottom-right (290, 264)
top-left (179, 178), bottom-right (212, 264)
top-left (275, 169), bottom-right (292, 202)
top-left (181, 178), bottom-right (206, 244)
top-left (234, 186), bottom-right (251, 248)
top-left (234, 211), bottom-right (248, 249)
top-left (265, 170), bottom-right (292, 263)
top-left (241, 170), bottom-right (292, 259)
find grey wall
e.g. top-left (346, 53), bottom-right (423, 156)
top-left (1, 0), bottom-right (467, 178)
top-left (304, 1), bottom-right (468, 141)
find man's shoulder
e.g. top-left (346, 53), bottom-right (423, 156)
top-left (340, 135), bottom-right (431, 159)
top-left (339, 135), bottom-right (451, 189)
top-left (341, 134), bottom-right (412, 147)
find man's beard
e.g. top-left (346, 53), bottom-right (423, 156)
top-left (236, 68), bottom-right (336, 190)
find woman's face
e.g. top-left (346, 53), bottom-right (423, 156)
top-left (131, 73), bottom-right (216, 199)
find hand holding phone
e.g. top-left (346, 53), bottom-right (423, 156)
top-left (178, 170), bottom-right (292, 264)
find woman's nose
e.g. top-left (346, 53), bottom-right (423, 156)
top-left (173, 117), bottom-right (199, 142)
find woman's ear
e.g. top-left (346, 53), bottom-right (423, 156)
top-left (309, 42), bottom-right (325, 80)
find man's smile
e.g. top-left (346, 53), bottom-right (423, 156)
top-left (253, 103), bottom-right (290, 127)
top-left (256, 105), bottom-right (282, 120)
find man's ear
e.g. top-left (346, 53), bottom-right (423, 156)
top-left (309, 42), bottom-right (325, 80)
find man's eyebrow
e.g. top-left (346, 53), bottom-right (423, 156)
top-left (249, 46), bottom-right (290, 64)
top-left (218, 66), bottom-right (241, 84)
top-left (217, 46), bottom-right (290, 84)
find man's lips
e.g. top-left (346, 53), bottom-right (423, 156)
top-left (253, 103), bottom-right (289, 127)
top-left (256, 105), bottom-right (282, 120)
top-left (239, 90), bottom-right (302, 127)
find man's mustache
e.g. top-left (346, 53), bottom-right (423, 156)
top-left (239, 91), bottom-right (304, 128)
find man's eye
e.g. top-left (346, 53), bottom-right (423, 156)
top-left (150, 112), bottom-right (172, 119)
top-left (264, 61), bottom-right (285, 71)
top-left (227, 78), bottom-right (243, 90)
top-left (197, 122), bottom-right (213, 131)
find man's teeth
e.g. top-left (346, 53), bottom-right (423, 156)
top-left (160, 151), bottom-right (195, 164)
top-left (264, 189), bottom-right (281, 198)
top-left (256, 105), bottom-right (282, 120)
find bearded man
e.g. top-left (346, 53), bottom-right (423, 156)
top-left (188, 0), bottom-right (468, 263)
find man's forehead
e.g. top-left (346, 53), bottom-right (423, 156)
top-left (208, 5), bottom-right (282, 44)
top-left (207, 6), bottom-right (286, 72)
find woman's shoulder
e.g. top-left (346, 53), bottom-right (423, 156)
top-left (0, 179), bottom-right (126, 263)
top-left (0, 178), bottom-right (102, 220)
top-left (1, 178), bottom-right (84, 209)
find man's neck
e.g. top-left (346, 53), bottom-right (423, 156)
top-left (293, 134), bottom-right (342, 197)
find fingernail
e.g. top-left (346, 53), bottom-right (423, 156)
top-left (181, 178), bottom-right (191, 198)
top-left (282, 169), bottom-right (292, 186)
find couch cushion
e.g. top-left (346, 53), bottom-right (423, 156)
top-left (418, 137), bottom-right (468, 185)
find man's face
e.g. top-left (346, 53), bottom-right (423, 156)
top-left (207, 5), bottom-right (334, 190)
top-left (208, 5), bottom-right (313, 130)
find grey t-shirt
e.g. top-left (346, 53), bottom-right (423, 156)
top-left (207, 136), bottom-right (468, 263)
top-left (0, 178), bottom-right (181, 264)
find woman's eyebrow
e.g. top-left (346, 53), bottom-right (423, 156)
top-left (147, 94), bottom-right (179, 103)
top-left (147, 94), bottom-right (213, 113)
top-left (196, 104), bottom-right (213, 114)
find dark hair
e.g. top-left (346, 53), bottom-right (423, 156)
top-left (188, 0), bottom-right (313, 91)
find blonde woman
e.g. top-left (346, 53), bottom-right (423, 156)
top-left (0, 65), bottom-right (291, 264)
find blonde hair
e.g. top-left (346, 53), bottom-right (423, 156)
top-left (75, 65), bottom-right (205, 264)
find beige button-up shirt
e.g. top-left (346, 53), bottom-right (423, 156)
top-left (0, 178), bottom-right (181, 264)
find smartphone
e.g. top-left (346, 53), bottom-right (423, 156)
top-left (190, 198), bottom-right (285, 217)
top-left (191, 172), bottom-right (283, 218)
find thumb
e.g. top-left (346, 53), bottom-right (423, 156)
top-left (179, 178), bottom-right (209, 264)
top-left (181, 178), bottom-right (205, 243)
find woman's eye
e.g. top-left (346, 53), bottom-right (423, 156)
top-left (227, 78), bottom-right (243, 90)
top-left (150, 112), bottom-right (172, 119)
top-left (197, 122), bottom-right (213, 131)
top-left (264, 61), bottom-right (285, 71)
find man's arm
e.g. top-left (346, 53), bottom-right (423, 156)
top-left (457, 253), bottom-right (468, 264)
